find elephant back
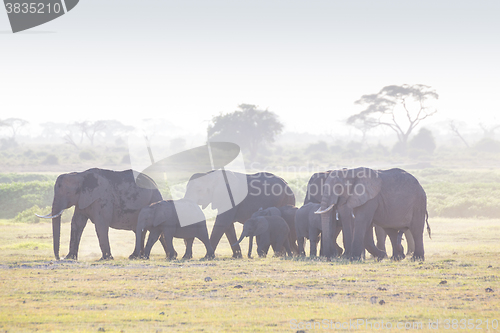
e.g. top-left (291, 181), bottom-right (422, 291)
top-left (94, 169), bottom-right (162, 211)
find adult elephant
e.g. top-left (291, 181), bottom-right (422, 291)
top-left (304, 170), bottom-right (415, 258)
top-left (37, 168), bottom-right (164, 260)
top-left (184, 170), bottom-right (295, 257)
top-left (315, 167), bottom-right (429, 261)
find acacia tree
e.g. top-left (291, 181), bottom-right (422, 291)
top-left (207, 104), bottom-right (283, 160)
top-left (347, 84), bottom-right (438, 150)
top-left (0, 118), bottom-right (28, 141)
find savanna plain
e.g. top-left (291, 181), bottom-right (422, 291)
top-left (1, 169), bottom-right (500, 332)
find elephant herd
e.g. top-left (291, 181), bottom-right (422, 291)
top-left (38, 167), bottom-right (431, 262)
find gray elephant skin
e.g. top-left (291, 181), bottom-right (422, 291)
top-left (304, 170), bottom-right (416, 259)
top-left (295, 202), bottom-right (343, 257)
top-left (248, 205), bottom-right (298, 257)
top-left (315, 167), bottom-right (430, 261)
top-left (234, 216), bottom-right (292, 257)
top-left (133, 199), bottom-right (214, 260)
top-left (184, 170), bottom-right (295, 258)
top-left (38, 168), bottom-right (164, 260)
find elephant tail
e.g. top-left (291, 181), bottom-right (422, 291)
top-left (425, 210), bottom-right (431, 239)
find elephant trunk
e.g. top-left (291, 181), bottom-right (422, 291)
top-left (52, 215), bottom-right (61, 260)
top-left (320, 212), bottom-right (333, 258)
top-left (49, 198), bottom-right (68, 261)
top-left (233, 231), bottom-right (247, 247)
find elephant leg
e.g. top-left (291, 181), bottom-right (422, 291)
top-left (158, 233), bottom-right (170, 257)
top-left (410, 221), bottom-right (425, 261)
top-left (337, 206), bottom-right (353, 258)
top-left (404, 229), bottom-right (415, 256)
top-left (256, 235), bottom-right (269, 258)
top-left (182, 238), bottom-right (194, 259)
top-left (309, 229), bottom-right (320, 257)
top-left (66, 213), bottom-right (88, 260)
top-left (94, 221), bottom-right (113, 260)
top-left (163, 227), bottom-right (177, 260)
top-left (225, 224), bottom-right (242, 258)
top-left (143, 229), bottom-right (161, 259)
top-left (209, 210), bottom-right (239, 256)
top-left (386, 229), bottom-right (405, 260)
top-left (197, 231), bottom-right (215, 260)
top-left (284, 238), bottom-right (292, 257)
top-left (364, 226), bottom-right (386, 260)
top-left (297, 236), bottom-right (306, 257)
top-left (248, 236), bottom-right (254, 258)
top-left (374, 225), bottom-right (387, 253)
top-left (129, 230), bottom-right (147, 259)
top-left (351, 201), bottom-right (377, 260)
top-left (334, 222), bottom-right (343, 256)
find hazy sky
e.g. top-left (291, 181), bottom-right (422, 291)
top-left (1, 0), bottom-right (499, 137)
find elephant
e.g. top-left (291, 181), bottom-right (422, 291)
top-left (132, 199), bottom-right (214, 260)
top-left (294, 202), bottom-right (343, 257)
top-left (248, 205), bottom-right (298, 257)
top-left (234, 216), bottom-right (292, 257)
top-left (37, 168), bottom-right (165, 260)
top-left (184, 170), bottom-right (295, 258)
top-left (315, 167), bottom-right (430, 261)
top-left (304, 170), bottom-right (415, 259)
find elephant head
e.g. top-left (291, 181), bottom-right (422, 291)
top-left (37, 170), bottom-right (110, 260)
top-left (315, 168), bottom-right (382, 258)
top-left (234, 217), bottom-right (268, 245)
top-left (184, 170), bottom-right (246, 212)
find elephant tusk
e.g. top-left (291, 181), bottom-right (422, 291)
top-left (35, 210), bottom-right (65, 219)
top-left (314, 204), bottom-right (335, 214)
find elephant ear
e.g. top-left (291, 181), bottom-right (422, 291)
top-left (78, 173), bottom-right (109, 209)
top-left (346, 168), bottom-right (382, 209)
top-left (211, 170), bottom-right (245, 211)
top-left (153, 202), bottom-right (168, 227)
top-left (254, 217), bottom-right (269, 236)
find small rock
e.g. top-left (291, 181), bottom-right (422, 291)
top-left (98, 328), bottom-right (105, 332)
top-left (379, 300), bottom-right (385, 305)
top-left (159, 312), bottom-right (165, 315)
top-left (370, 296), bottom-right (378, 304)
top-left (377, 287), bottom-right (387, 291)
top-left (439, 280), bottom-right (447, 285)
top-left (204, 277), bottom-right (212, 282)
top-left (296, 331), bottom-right (306, 333)
top-left (485, 288), bottom-right (494, 293)
top-left (488, 265), bottom-right (492, 268)
top-left (234, 285), bottom-right (243, 289)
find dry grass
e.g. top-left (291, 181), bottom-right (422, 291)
top-left (0, 218), bottom-right (499, 332)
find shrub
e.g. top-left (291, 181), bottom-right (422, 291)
top-left (409, 128), bottom-right (436, 154)
top-left (42, 154), bottom-right (59, 165)
top-left (0, 181), bottom-right (53, 219)
top-left (79, 150), bottom-right (96, 160)
top-left (14, 205), bottom-right (42, 224)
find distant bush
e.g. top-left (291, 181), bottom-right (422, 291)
top-left (426, 182), bottom-right (500, 218)
top-left (0, 173), bottom-right (55, 184)
top-left (409, 128), bottom-right (436, 154)
top-left (79, 150), bottom-right (96, 160)
top-left (474, 138), bottom-right (500, 153)
top-left (14, 205), bottom-right (42, 223)
top-left (305, 141), bottom-right (328, 154)
top-left (0, 181), bottom-right (53, 219)
top-left (42, 154), bottom-right (59, 165)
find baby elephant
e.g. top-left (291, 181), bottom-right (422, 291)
top-left (132, 199), bottom-right (214, 260)
top-left (295, 202), bottom-right (343, 257)
top-left (234, 216), bottom-right (292, 257)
